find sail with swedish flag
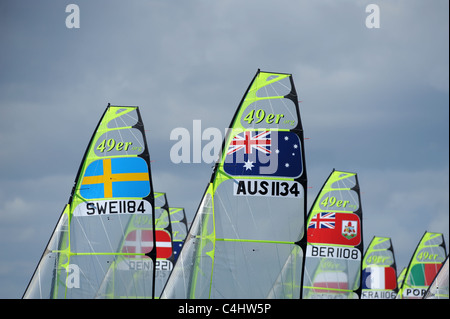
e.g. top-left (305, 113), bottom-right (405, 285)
top-left (161, 69), bottom-right (307, 299)
top-left (302, 169), bottom-right (363, 299)
top-left (397, 231), bottom-right (446, 299)
top-left (23, 104), bottom-right (159, 299)
top-left (361, 237), bottom-right (398, 299)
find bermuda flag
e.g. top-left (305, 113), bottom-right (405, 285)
top-left (122, 229), bottom-right (172, 259)
top-left (410, 263), bottom-right (443, 286)
top-left (80, 157), bottom-right (150, 199)
top-left (307, 212), bottom-right (361, 246)
top-left (223, 130), bottom-right (302, 178)
top-left (362, 267), bottom-right (397, 290)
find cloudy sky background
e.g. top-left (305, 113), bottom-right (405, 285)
top-left (0, 0), bottom-right (448, 298)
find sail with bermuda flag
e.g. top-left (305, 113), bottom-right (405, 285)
top-left (23, 104), bottom-right (159, 299)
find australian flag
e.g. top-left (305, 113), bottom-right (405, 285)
top-left (223, 130), bottom-right (302, 178)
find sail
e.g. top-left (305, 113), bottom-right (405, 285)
top-left (161, 69), bottom-right (307, 299)
top-left (302, 170), bottom-right (363, 299)
top-left (169, 207), bottom-right (188, 262)
top-left (95, 191), bottom-right (173, 298)
top-left (397, 232), bottom-right (447, 299)
top-left (361, 237), bottom-right (398, 299)
top-left (23, 104), bottom-right (157, 299)
top-left (424, 255), bottom-right (449, 299)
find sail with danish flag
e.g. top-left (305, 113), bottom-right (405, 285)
top-left (302, 169), bottom-right (363, 299)
top-left (23, 104), bottom-right (163, 299)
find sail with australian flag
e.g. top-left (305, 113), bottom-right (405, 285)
top-left (23, 104), bottom-right (158, 299)
top-left (362, 237), bottom-right (398, 299)
top-left (302, 169), bottom-right (363, 299)
top-left (161, 69), bottom-right (307, 298)
top-left (397, 231), bottom-right (447, 299)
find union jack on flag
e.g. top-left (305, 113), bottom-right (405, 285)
top-left (308, 212), bottom-right (335, 229)
top-left (226, 130), bottom-right (271, 155)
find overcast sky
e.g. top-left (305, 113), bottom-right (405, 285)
top-left (0, 0), bottom-right (448, 298)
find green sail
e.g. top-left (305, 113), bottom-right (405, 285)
top-left (361, 237), bottom-right (398, 299)
top-left (161, 70), bottom-right (307, 299)
top-left (302, 170), bottom-right (363, 299)
top-left (424, 255), bottom-right (449, 299)
top-left (397, 231), bottom-right (447, 299)
top-left (23, 105), bottom-right (157, 299)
